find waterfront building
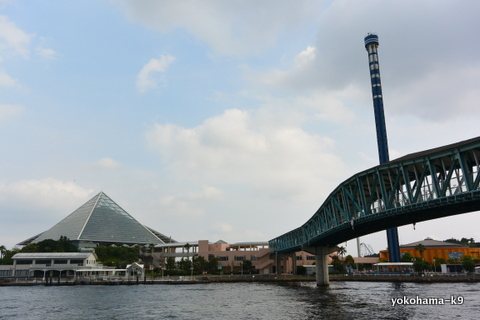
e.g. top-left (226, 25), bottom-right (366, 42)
top-left (0, 249), bottom-right (124, 279)
top-left (379, 237), bottom-right (480, 263)
top-left (150, 240), bottom-right (276, 274)
top-left (149, 241), bottom-right (373, 275)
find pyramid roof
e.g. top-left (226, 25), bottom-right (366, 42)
top-left (19, 192), bottom-right (170, 246)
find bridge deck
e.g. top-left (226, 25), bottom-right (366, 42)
top-left (269, 136), bottom-right (480, 253)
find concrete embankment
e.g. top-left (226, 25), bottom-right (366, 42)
top-left (329, 274), bottom-right (480, 283)
top-left (2, 274), bottom-right (480, 286)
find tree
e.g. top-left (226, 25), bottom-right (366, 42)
top-left (0, 248), bottom-right (19, 265)
top-left (166, 257), bottom-right (176, 271)
top-left (330, 255), bottom-right (345, 272)
top-left (337, 246), bottom-right (347, 259)
top-left (184, 243), bottom-right (191, 257)
top-left (400, 253), bottom-right (413, 262)
top-left (0, 245), bottom-right (6, 259)
top-left (444, 238), bottom-right (461, 244)
top-left (344, 255), bottom-right (356, 269)
top-left (242, 260), bottom-right (253, 273)
top-left (414, 243), bottom-right (426, 260)
top-left (413, 260), bottom-right (430, 273)
top-left (178, 258), bottom-right (192, 273)
top-left (206, 256), bottom-right (219, 274)
top-left (94, 245), bottom-right (140, 268)
top-left (193, 255), bottom-right (208, 274)
top-left (462, 255), bottom-right (475, 273)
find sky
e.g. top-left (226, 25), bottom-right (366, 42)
top-left (1, 0), bottom-right (480, 256)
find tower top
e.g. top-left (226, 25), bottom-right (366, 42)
top-left (364, 33), bottom-right (379, 49)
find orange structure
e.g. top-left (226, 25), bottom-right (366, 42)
top-left (380, 238), bottom-right (480, 263)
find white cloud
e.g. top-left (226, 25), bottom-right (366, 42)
top-left (95, 157), bottom-right (122, 168)
top-left (116, 0), bottom-right (321, 57)
top-left (0, 178), bottom-right (93, 214)
top-left (35, 46), bottom-right (56, 59)
top-left (0, 14), bottom-right (32, 59)
top-left (187, 186), bottom-right (223, 200)
top-left (136, 55), bottom-right (176, 93)
top-left (0, 104), bottom-right (24, 120)
top-left (0, 69), bottom-right (18, 87)
top-left (146, 108), bottom-right (347, 202)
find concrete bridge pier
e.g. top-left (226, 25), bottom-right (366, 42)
top-left (303, 245), bottom-right (338, 286)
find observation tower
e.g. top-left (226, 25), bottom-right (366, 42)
top-left (364, 33), bottom-right (400, 262)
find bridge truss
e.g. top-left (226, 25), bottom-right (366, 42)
top-left (269, 136), bottom-right (480, 253)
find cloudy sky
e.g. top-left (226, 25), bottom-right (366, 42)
top-left (1, 0), bottom-right (480, 255)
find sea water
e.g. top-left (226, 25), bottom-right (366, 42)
top-left (1, 281), bottom-right (479, 319)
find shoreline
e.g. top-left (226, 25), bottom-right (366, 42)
top-left (2, 274), bottom-right (480, 286)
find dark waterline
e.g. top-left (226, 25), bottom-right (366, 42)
top-left (1, 281), bottom-right (479, 320)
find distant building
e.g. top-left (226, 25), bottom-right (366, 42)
top-left (0, 249), bottom-right (139, 280)
top-left (18, 192), bottom-right (176, 248)
top-left (149, 241), bottom-right (375, 275)
top-left (380, 237), bottom-right (480, 263)
top-left (151, 240), bottom-right (276, 274)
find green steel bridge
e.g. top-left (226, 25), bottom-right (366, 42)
top-left (269, 136), bottom-right (480, 253)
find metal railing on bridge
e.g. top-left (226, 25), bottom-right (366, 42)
top-left (269, 136), bottom-right (480, 253)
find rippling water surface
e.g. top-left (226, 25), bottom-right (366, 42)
top-left (1, 281), bottom-right (479, 319)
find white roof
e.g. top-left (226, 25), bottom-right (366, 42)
top-left (155, 241), bottom-right (199, 248)
top-left (13, 252), bottom-right (94, 260)
top-left (374, 262), bottom-right (413, 266)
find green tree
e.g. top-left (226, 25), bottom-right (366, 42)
top-left (178, 258), bottom-right (192, 274)
top-left (462, 255), bottom-right (475, 273)
top-left (432, 257), bottom-right (446, 272)
top-left (344, 255), bottom-right (356, 269)
top-left (206, 256), bottom-right (219, 274)
top-left (184, 243), bottom-right (191, 258)
top-left (242, 260), bottom-right (253, 273)
top-left (166, 257), bottom-right (176, 271)
top-left (337, 246), bottom-right (347, 259)
top-left (94, 245), bottom-right (140, 268)
top-left (0, 248), bottom-right (19, 265)
top-left (193, 255), bottom-right (208, 274)
top-left (413, 260), bottom-right (431, 273)
top-left (401, 252), bottom-right (413, 262)
top-left (444, 238), bottom-right (461, 244)
top-left (415, 243), bottom-right (426, 260)
top-left (0, 245), bottom-right (6, 259)
top-left (330, 255), bottom-right (345, 272)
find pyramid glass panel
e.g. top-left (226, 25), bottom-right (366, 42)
top-left (79, 193), bottom-right (161, 244)
top-left (33, 194), bottom-right (99, 243)
top-left (21, 192), bottom-right (165, 246)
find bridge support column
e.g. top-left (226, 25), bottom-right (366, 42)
top-left (303, 245), bottom-right (338, 286)
top-left (292, 252), bottom-right (297, 275)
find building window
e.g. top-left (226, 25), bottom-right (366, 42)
top-left (16, 260), bottom-right (33, 265)
top-left (218, 256), bottom-right (229, 261)
top-left (15, 270), bottom-right (29, 276)
top-left (234, 256), bottom-right (245, 261)
top-left (70, 259), bottom-right (84, 266)
top-left (0, 270), bottom-right (12, 276)
top-left (296, 256), bottom-right (303, 260)
top-left (251, 256), bottom-right (259, 261)
top-left (54, 260), bottom-right (68, 265)
top-left (307, 256), bottom-right (315, 260)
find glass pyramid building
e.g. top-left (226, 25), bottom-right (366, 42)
top-left (18, 192), bottom-right (175, 247)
